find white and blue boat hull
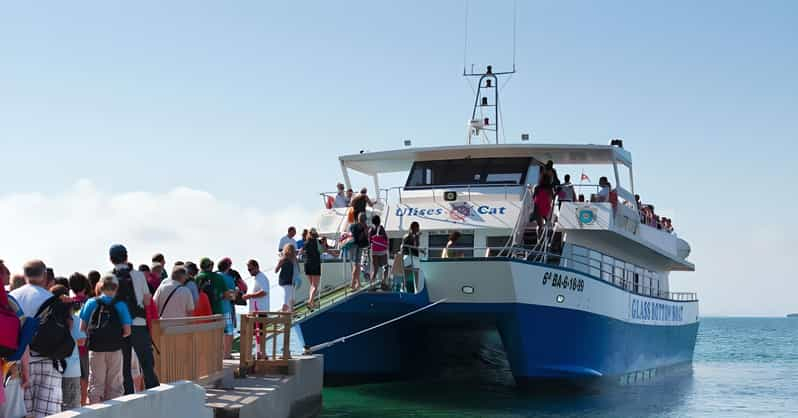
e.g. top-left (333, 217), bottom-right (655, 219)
top-left (298, 258), bottom-right (699, 386)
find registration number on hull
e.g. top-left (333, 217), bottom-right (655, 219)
top-left (542, 271), bottom-right (585, 292)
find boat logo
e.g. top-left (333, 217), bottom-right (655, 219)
top-left (578, 208), bottom-right (596, 225)
top-left (449, 203), bottom-right (471, 221)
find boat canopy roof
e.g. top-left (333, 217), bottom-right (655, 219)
top-left (339, 144), bottom-right (632, 176)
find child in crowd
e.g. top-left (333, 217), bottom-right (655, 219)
top-left (50, 285), bottom-right (86, 411)
top-left (79, 275), bottom-right (132, 404)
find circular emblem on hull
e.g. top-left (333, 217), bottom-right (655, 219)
top-left (578, 208), bottom-right (596, 225)
top-left (461, 285), bottom-right (475, 295)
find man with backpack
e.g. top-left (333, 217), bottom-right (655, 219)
top-left (348, 212), bottom-right (371, 290)
top-left (10, 260), bottom-right (74, 418)
top-left (107, 244), bottom-right (160, 394)
top-left (79, 275), bottom-right (132, 403)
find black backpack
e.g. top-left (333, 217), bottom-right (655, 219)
top-left (30, 296), bottom-right (75, 371)
top-left (87, 298), bottom-right (123, 352)
top-left (114, 268), bottom-right (146, 319)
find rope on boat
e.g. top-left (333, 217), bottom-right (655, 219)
top-left (303, 298), bottom-right (448, 354)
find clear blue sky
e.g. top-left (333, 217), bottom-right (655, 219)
top-left (1, 1), bottom-right (796, 315)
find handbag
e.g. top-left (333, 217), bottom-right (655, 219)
top-left (292, 262), bottom-right (303, 289)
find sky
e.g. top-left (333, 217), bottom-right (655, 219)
top-left (1, 1), bottom-right (796, 316)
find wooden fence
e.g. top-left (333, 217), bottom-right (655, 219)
top-left (238, 312), bottom-right (292, 375)
top-left (150, 314), bottom-right (225, 386)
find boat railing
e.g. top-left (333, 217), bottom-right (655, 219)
top-left (295, 241), bottom-right (697, 322)
top-left (415, 244), bottom-right (698, 302)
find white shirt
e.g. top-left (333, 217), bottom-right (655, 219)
top-left (114, 265), bottom-right (150, 326)
top-left (598, 185), bottom-right (610, 202)
top-left (559, 182), bottom-right (576, 201)
top-left (246, 272), bottom-right (270, 313)
top-left (278, 236), bottom-right (297, 253)
top-left (333, 192), bottom-right (349, 208)
top-left (10, 284), bottom-right (53, 359)
top-left (9, 284), bottom-right (52, 319)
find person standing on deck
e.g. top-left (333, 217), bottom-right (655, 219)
top-left (597, 176), bottom-right (612, 202)
top-left (348, 213), bottom-right (370, 291)
top-left (401, 222), bottom-right (422, 293)
top-left (278, 227), bottom-right (297, 256)
top-left (558, 174), bottom-right (576, 203)
top-left (333, 183), bottom-right (350, 208)
top-left (350, 188), bottom-right (374, 223)
top-left (369, 216), bottom-right (389, 288)
top-left (108, 245), bottom-right (160, 395)
top-left (303, 229), bottom-right (322, 309)
top-left (275, 245), bottom-right (297, 312)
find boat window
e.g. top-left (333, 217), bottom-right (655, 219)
top-left (405, 157), bottom-right (531, 189)
top-left (485, 236), bottom-right (511, 256)
top-left (429, 233), bottom-right (474, 258)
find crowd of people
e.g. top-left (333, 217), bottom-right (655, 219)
top-left (0, 246), bottom-right (271, 418)
top-left (531, 161), bottom-right (675, 234)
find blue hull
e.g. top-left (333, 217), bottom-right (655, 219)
top-left (299, 292), bottom-right (698, 385)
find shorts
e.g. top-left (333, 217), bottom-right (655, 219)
top-left (80, 352), bottom-right (89, 380)
top-left (350, 246), bottom-right (364, 264)
top-left (281, 285), bottom-right (294, 307)
top-left (61, 376), bottom-right (81, 410)
top-left (372, 253), bottom-right (388, 267)
top-left (223, 311), bottom-right (235, 336)
top-left (26, 360), bottom-right (63, 417)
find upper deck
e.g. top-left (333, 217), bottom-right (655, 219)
top-left (317, 141), bottom-right (692, 273)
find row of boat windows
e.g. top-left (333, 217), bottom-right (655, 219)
top-left (384, 234), bottom-right (510, 258)
top-left (566, 244), bottom-right (661, 294)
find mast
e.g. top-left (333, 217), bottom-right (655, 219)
top-left (465, 65), bottom-right (514, 145)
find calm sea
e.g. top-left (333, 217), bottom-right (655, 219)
top-left (318, 317), bottom-right (798, 417)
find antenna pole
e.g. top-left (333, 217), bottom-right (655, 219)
top-left (462, 0), bottom-right (469, 75)
top-left (512, 0), bottom-right (517, 72)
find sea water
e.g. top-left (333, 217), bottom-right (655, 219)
top-left (318, 317), bottom-right (798, 417)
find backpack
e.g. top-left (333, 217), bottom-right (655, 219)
top-left (114, 268), bottom-right (146, 319)
top-left (87, 298), bottom-right (123, 352)
top-left (30, 296), bottom-right (75, 370)
top-left (370, 225), bottom-right (388, 253)
top-left (199, 276), bottom-right (220, 308)
top-left (0, 286), bottom-right (20, 357)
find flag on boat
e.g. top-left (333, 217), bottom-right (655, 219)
top-left (580, 172), bottom-right (590, 182)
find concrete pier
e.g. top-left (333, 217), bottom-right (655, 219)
top-left (206, 355), bottom-right (323, 418)
top-left (49, 355), bottom-right (323, 418)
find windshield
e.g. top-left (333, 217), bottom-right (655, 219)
top-left (405, 157), bottom-right (532, 189)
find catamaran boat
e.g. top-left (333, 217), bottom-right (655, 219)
top-left (291, 66), bottom-right (699, 387)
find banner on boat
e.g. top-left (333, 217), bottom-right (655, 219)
top-left (387, 200), bottom-right (521, 231)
